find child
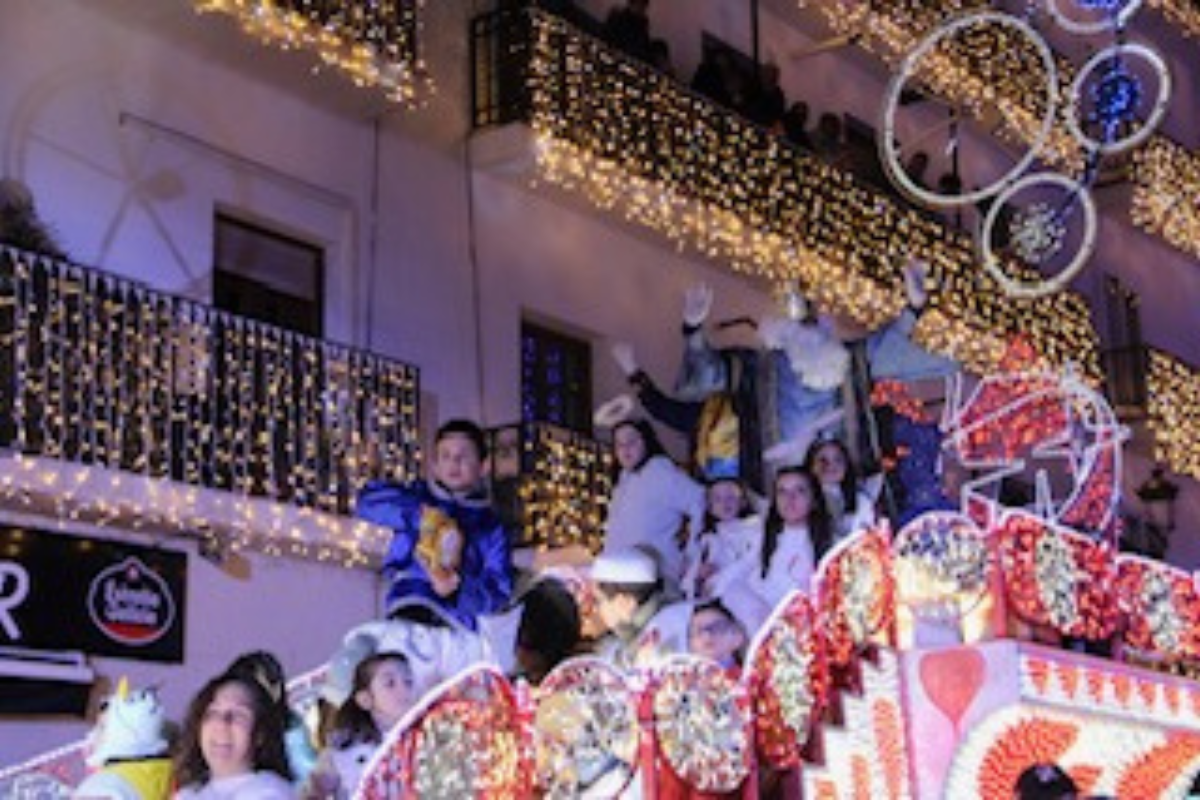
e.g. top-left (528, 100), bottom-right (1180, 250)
top-left (225, 650), bottom-right (316, 785)
top-left (591, 548), bottom-right (690, 671)
top-left (717, 467), bottom-right (833, 632)
top-left (804, 436), bottom-right (878, 542)
top-left (173, 672), bottom-right (293, 799)
top-left (513, 577), bottom-right (582, 685)
top-left (357, 418), bottom-right (513, 631)
top-left (682, 477), bottom-right (758, 599)
top-left (303, 652), bottom-right (414, 799)
top-left (602, 418), bottom-right (706, 595)
top-left (687, 599), bottom-right (747, 674)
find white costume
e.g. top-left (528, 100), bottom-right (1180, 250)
top-left (603, 455), bottom-right (705, 590)
top-left (174, 771), bottom-right (295, 799)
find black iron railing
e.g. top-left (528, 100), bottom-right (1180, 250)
top-left (489, 421), bottom-right (611, 552)
top-left (0, 247), bottom-right (421, 516)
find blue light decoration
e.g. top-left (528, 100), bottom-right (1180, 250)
top-left (1090, 57), bottom-right (1143, 145)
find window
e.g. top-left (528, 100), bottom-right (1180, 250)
top-left (212, 213), bottom-right (323, 337)
top-left (521, 320), bottom-right (592, 434)
top-left (1101, 274), bottom-right (1146, 417)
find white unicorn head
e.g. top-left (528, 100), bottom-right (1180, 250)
top-left (85, 678), bottom-right (168, 768)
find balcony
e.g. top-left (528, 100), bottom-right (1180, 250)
top-left (0, 247), bottom-right (421, 564)
top-left (469, 7), bottom-right (1101, 382)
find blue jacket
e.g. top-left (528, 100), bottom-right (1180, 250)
top-left (357, 479), bottom-right (513, 631)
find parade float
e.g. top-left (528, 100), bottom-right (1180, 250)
top-left (7, 358), bottom-right (1198, 799)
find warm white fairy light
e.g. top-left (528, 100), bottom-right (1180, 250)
top-left (192, 0), bottom-right (433, 105)
top-left (1146, 348), bottom-right (1200, 480)
top-left (525, 13), bottom-right (1100, 379)
top-left (0, 248), bottom-right (419, 564)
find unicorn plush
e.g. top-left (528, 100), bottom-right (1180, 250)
top-left (74, 678), bottom-right (172, 800)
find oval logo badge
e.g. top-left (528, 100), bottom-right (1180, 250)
top-left (87, 557), bottom-right (176, 646)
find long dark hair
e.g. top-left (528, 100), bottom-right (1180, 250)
top-left (760, 466), bottom-right (832, 579)
top-left (612, 418), bottom-right (667, 474)
top-left (173, 672), bottom-right (291, 789)
top-left (804, 437), bottom-right (861, 515)
top-left (330, 652), bottom-right (414, 749)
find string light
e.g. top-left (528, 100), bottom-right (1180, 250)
top-left (525, 13), bottom-right (1099, 379)
top-left (1132, 139), bottom-right (1200, 262)
top-left (0, 248), bottom-right (419, 565)
top-left (1148, 0), bottom-right (1200, 37)
top-left (192, 0), bottom-right (433, 106)
top-left (511, 422), bottom-right (612, 552)
top-left (801, 1), bottom-right (1198, 263)
top-left (1146, 348), bottom-right (1200, 480)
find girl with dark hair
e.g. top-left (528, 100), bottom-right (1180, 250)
top-left (173, 672), bottom-right (293, 798)
top-left (681, 477), bottom-right (759, 598)
top-left (303, 652), bottom-right (414, 799)
top-left (602, 418), bottom-right (705, 595)
top-left (804, 437), bottom-right (877, 542)
top-left (225, 649), bottom-right (317, 783)
top-left (759, 467), bottom-right (832, 580)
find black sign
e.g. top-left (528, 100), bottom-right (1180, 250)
top-left (0, 526), bottom-right (186, 663)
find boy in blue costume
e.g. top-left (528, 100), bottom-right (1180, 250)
top-left (357, 419), bottom-right (513, 632)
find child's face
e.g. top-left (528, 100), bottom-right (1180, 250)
top-left (812, 443), bottom-right (848, 485)
top-left (358, 660), bottom-right (413, 733)
top-left (707, 481), bottom-right (745, 523)
top-left (689, 608), bottom-right (745, 664)
top-left (613, 425), bottom-right (647, 471)
top-left (775, 472), bottom-right (814, 526)
top-left (200, 682), bottom-right (257, 780)
top-left (596, 588), bottom-right (638, 631)
top-left (432, 433), bottom-right (484, 493)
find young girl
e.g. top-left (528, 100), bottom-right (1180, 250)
top-left (804, 437), bottom-right (877, 543)
top-left (303, 652), bottom-right (415, 799)
top-left (681, 477), bottom-right (758, 598)
top-left (173, 672), bottom-right (293, 799)
top-left (602, 418), bottom-right (706, 595)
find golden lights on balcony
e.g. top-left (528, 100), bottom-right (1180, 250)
top-left (1147, 349), bottom-right (1200, 480)
top-left (526, 13), bottom-right (1098, 379)
top-left (193, 0), bottom-right (432, 105)
top-left (1132, 139), bottom-right (1200, 261)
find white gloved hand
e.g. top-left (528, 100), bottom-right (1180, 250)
top-left (611, 341), bottom-right (639, 377)
top-left (903, 258), bottom-right (929, 310)
top-left (683, 283), bottom-right (713, 328)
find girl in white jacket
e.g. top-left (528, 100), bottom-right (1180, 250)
top-left (602, 418), bottom-right (706, 594)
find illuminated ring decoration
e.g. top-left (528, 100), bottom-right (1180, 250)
top-left (652, 656), bottom-right (751, 793)
top-left (1066, 43), bottom-right (1171, 156)
top-left (1045, 0), bottom-right (1143, 35)
top-left (535, 657), bottom-right (639, 798)
top-left (880, 11), bottom-right (1059, 209)
top-left (979, 172), bottom-right (1097, 299)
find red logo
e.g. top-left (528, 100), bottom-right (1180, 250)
top-left (87, 558), bottom-right (176, 646)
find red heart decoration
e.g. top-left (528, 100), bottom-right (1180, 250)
top-left (919, 647), bottom-right (986, 732)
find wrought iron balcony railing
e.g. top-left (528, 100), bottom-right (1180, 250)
top-left (0, 247), bottom-right (421, 521)
top-left (489, 421), bottom-right (612, 553)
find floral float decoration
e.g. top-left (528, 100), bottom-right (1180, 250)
top-left (533, 657), bottom-right (639, 798)
top-left (1115, 555), bottom-right (1200, 663)
top-left (358, 665), bottom-right (533, 800)
top-left (650, 656), bottom-right (752, 793)
top-left (743, 591), bottom-right (829, 769)
top-left (817, 526), bottom-right (897, 667)
top-left (894, 512), bottom-right (990, 609)
top-left (996, 511), bottom-right (1119, 640)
